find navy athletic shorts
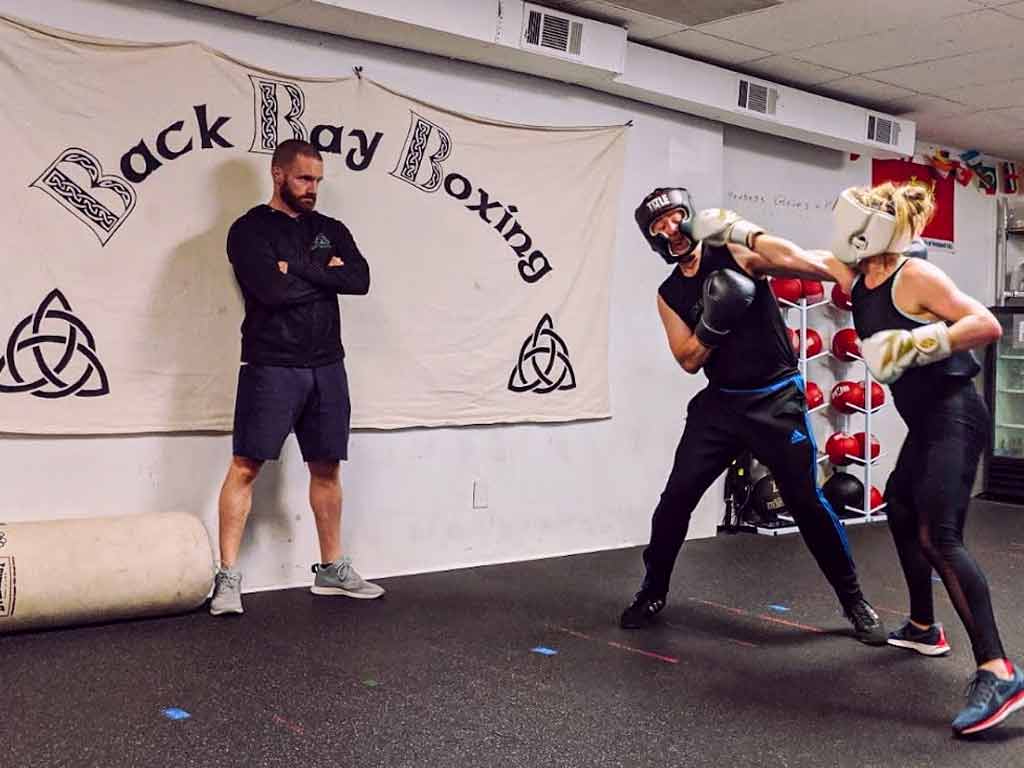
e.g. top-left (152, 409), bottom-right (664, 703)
top-left (232, 361), bottom-right (351, 462)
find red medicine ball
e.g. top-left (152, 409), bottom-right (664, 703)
top-left (805, 381), bottom-right (824, 409)
top-left (853, 432), bottom-right (880, 460)
top-left (831, 328), bottom-right (861, 361)
top-left (786, 327), bottom-right (799, 353)
top-left (771, 278), bottom-right (803, 304)
top-left (831, 283), bottom-right (853, 310)
top-left (825, 433), bottom-right (858, 466)
top-left (802, 280), bottom-right (825, 301)
top-left (870, 486), bottom-right (884, 511)
top-left (804, 328), bottom-right (823, 357)
top-left (831, 380), bottom-right (858, 414)
top-left (870, 382), bottom-right (885, 407)
top-left (849, 382), bottom-right (885, 410)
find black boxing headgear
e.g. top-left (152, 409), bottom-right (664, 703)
top-left (635, 187), bottom-right (696, 264)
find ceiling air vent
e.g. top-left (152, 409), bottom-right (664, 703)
top-left (523, 9), bottom-right (584, 56)
top-left (737, 79), bottom-right (778, 116)
top-left (867, 114), bottom-right (900, 146)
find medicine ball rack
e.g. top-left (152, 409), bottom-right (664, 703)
top-left (739, 287), bottom-right (889, 536)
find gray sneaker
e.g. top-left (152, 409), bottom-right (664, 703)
top-left (209, 568), bottom-right (244, 615)
top-left (311, 556), bottom-right (384, 599)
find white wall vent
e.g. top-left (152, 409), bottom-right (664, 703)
top-left (866, 114), bottom-right (901, 147)
top-left (522, 5), bottom-right (586, 57)
top-left (738, 79), bottom-right (778, 116)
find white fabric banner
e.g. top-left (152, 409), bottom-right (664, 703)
top-left (0, 16), bottom-right (626, 433)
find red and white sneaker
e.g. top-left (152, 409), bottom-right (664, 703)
top-left (886, 621), bottom-right (951, 656)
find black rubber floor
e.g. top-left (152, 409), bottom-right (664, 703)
top-left (5, 500), bottom-right (1024, 767)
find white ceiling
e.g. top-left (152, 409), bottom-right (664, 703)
top-left (542, 0), bottom-right (1024, 159)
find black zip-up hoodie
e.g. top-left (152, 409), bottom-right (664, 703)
top-left (226, 204), bottom-right (370, 366)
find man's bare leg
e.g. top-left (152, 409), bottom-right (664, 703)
top-left (308, 459), bottom-right (342, 564)
top-left (218, 456), bottom-right (264, 568)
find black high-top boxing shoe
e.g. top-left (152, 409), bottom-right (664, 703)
top-left (844, 598), bottom-right (887, 645)
top-left (620, 589), bottom-right (666, 629)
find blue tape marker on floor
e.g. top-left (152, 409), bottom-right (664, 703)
top-left (531, 646), bottom-right (558, 656)
top-left (162, 708), bottom-right (191, 721)
top-left (932, 575), bottom-right (942, 583)
top-left (767, 604), bottom-right (790, 613)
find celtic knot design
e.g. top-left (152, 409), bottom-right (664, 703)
top-left (283, 84), bottom-right (307, 141)
top-left (0, 289), bottom-right (110, 399)
top-left (249, 76), bottom-right (308, 154)
top-left (30, 147), bottom-right (136, 246)
top-left (399, 118), bottom-right (432, 183)
top-left (258, 81), bottom-right (279, 151)
top-left (508, 314), bottom-right (577, 394)
top-left (395, 114), bottom-right (451, 192)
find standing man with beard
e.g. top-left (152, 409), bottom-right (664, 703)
top-left (209, 139), bottom-right (383, 615)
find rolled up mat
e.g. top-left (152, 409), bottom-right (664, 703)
top-left (0, 512), bottom-right (213, 633)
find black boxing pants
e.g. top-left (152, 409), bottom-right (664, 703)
top-left (639, 373), bottom-right (864, 609)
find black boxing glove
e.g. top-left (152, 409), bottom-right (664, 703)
top-left (695, 270), bottom-right (756, 348)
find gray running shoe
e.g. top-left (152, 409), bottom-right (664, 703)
top-left (209, 568), bottom-right (244, 615)
top-left (311, 556), bottom-right (384, 599)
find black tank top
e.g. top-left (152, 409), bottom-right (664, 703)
top-left (851, 258), bottom-right (979, 418)
top-left (658, 244), bottom-right (797, 389)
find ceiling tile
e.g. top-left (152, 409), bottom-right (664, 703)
top-left (991, 106), bottom-right (1024, 123)
top-left (943, 78), bottom-right (1024, 109)
top-left (915, 111), bottom-right (1015, 145)
top-left (915, 108), bottom-right (1022, 142)
top-left (649, 29), bottom-right (771, 64)
top-left (995, 1), bottom-right (1024, 17)
top-left (815, 76), bottom-right (916, 106)
top-left (695, 0), bottom-right (981, 53)
top-left (619, 16), bottom-right (689, 42)
top-left (738, 54), bottom-right (847, 86)
top-left (557, 1), bottom-right (688, 41)
top-left (979, 140), bottom-right (1024, 161)
top-left (880, 93), bottom-right (972, 116)
top-left (596, 0), bottom-right (781, 26)
top-left (868, 46), bottom-right (1024, 91)
top-left (792, 9), bottom-right (1024, 73)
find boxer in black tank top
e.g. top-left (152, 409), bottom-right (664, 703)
top-left (747, 180), bottom-right (1022, 736)
top-left (622, 189), bottom-right (886, 647)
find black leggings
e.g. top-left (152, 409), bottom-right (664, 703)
top-left (641, 375), bottom-right (864, 608)
top-left (886, 381), bottom-right (1004, 665)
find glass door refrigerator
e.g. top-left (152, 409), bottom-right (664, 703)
top-left (986, 198), bottom-right (1024, 500)
top-left (985, 307), bottom-right (1024, 501)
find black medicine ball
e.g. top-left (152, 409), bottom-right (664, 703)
top-left (823, 472), bottom-right (865, 519)
top-left (745, 473), bottom-right (788, 528)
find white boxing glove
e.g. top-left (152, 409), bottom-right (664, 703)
top-left (691, 208), bottom-right (764, 249)
top-left (860, 322), bottom-right (952, 384)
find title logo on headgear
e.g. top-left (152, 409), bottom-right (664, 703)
top-left (646, 194), bottom-right (672, 212)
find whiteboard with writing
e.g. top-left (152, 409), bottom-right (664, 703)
top-left (722, 126), bottom-right (869, 249)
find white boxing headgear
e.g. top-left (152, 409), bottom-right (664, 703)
top-left (831, 188), bottom-right (913, 265)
